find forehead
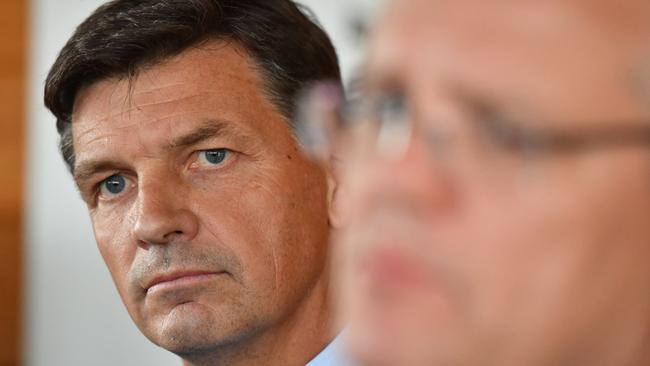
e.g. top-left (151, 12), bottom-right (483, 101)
top-left (367, 0), bottom-right (650, 122)
top-left (372, 0), bottom-right (650, 62)
top-left (71, 41), bottom-right (284, 158)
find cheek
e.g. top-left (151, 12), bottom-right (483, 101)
top-left (91, 209), bottom-right (137, 299)
top-left (191, 176), bottom-right (281, 285)
top-left (453, 159), bottom-right (650, 333)
top-left (455, 186), bottom-right (575, 296)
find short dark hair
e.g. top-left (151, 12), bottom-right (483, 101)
top-left (44, 0), bottom-right (341, 173)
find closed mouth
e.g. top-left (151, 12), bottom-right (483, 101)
top-left (145, 270), bottom-right (225, 294)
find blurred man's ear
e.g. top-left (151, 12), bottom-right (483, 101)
top-left (294, 81), bottom-right (348, 228)
top-left (327, 155), bottom-right (347, 229)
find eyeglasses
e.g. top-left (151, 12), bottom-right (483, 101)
top-left (297, 83), bottom-right (650, 183)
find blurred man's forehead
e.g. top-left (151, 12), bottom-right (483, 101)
top-left (384, 0), bottom-right (650, 22)
top-left (370, 0), bottom-right (650, 67)
top-left (364, 0), bottom-right (650, 124)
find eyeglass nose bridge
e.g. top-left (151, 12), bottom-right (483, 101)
top-left (375, 121), bottom-right (468, 175)
top-left (374, 107), bottom-right (415, 160)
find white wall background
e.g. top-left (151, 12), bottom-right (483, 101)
top-left (25, 1), bottom-right (382, 365)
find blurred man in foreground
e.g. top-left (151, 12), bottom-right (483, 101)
top-left (303, 0), bottom-right (650, 365)
top-left (44, 1), bottom-right (350, 365)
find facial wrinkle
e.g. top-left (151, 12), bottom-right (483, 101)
top-left (130, 241), bottom-right (242, 293)
top-left (129, 93), bottom-right (209, 111)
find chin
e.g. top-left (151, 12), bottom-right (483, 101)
top-left (346, 289), bottom-right (463, 366)
top-left (146, 302), bottom-right (229, 354)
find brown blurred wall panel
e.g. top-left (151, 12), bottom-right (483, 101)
top-left (0, 0), bottom-right (25, 365)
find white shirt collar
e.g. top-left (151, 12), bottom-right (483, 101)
top-left (305, 333), bottom-right (357, 366)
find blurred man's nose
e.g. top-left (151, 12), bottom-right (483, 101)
top-left (349, 137), bottom-right (457, 217)
top-left (131, 170), bottom-right (199, 246)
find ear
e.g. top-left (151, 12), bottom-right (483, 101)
top-left (326, 155), bottom-right (346, 229)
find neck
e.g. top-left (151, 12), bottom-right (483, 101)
top-left (180, 271), bottom-right (337, 366)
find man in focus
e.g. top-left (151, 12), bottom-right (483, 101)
top-left (312, 0), bottom-right (650, 365)
top-left (44, 1), bottom-right (349, 365)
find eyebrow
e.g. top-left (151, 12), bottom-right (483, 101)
top-left (166, 119), bottom-right (237, 150)
top-left (73, 119), bottom-right (244, 188)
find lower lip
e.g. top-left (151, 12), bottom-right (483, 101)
top-left (146, 273), bottom-right (224, 295)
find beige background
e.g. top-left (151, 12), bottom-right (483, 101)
top-left (0, 1), bottom-right (25, 365)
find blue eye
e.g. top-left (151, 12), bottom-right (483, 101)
top-left (199, 149), bottom-right (230, 165)
top-left (100, 175), bottom-right (127, 196)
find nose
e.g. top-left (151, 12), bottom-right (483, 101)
top-left (131, 172), bottom-right (199, 246)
